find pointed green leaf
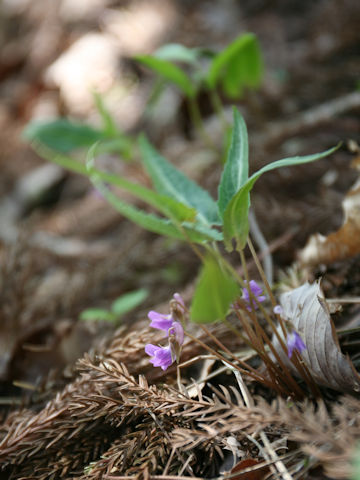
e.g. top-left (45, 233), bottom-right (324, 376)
top-left (30, 143), bottom-right (90, 175)
top-left (207, 33), bottom-right (263, 97)
top-left (154, 43), bottom-right (200, 65)
top-left (80, 308), bottom-right (116, 322)
top-left (139, 135), bottom-right (221, 225)
top-left (34, 143), bottom-right (196, 223)
top-left (31, 143), bottom-right (221, 243)
top-left (23, 119), bottom-right (103, 153)
top-left (86, 143), bottom-right (196, 223)
top-left (92, 179), bottom-right (221, 243)
top-left (218, 108), bottom-right (249, 217)
top-left (191, 255), bottom-right (239, 323)
top-left (223, 144), bottom-right (341, 251)
top-left (111, 288), bottom-right (148, 316)
top-left (95, 170), bottom-right (197, 223)
top-left (135, 55), bottom-right (196, 98)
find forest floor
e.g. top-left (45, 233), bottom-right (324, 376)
top-left (0, 1), bottom-right (360, 479)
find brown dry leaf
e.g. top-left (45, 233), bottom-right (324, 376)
top-left (299, 177), bottom-right (360, 266)
top-left (274, 281), bottom-right (360, 393)
top-left (229, 458), bottom-right (269, 480)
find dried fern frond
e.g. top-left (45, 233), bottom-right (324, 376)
top-left (1, 304), bottom-right (359, 480)
top-left (173, 392), bottom-right (360, 480)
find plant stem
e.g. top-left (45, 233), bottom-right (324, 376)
top-left (188, 97), bottom-right (216, 150)
top-left (185, 330), bottom-right (273, 387)
top-left (209, 89), bottom-right (229, 131)
top-left (246, 236), bottom-right (322, 398)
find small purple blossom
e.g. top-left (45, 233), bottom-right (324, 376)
top-left (145, 344), bottom-right (173, 371)
top-left (173, 292), bottom-right (186, 314)
top-left (242, 280), bottom-right (266, 311)
top-left (148, 311), bottom-right (174, 331)
top-left (145, 293), bottom-right (186, 370)
top-left (273, 305), bottom-right (283, 315)
top-left (169, 321), bottom-right (184, 345)
top-left (287, 331), bottom-right (306, 358)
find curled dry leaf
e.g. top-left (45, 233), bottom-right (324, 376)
top-left (299, 177), bottom-right (360, 266)
top-left (273, 281), bottom-right (360, 393)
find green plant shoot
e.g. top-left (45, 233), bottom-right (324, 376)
top-left (80, 288), bottom-right (148, 325)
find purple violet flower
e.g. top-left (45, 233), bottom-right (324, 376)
top-left (273, 305), bottom-right (283, 315)
top-left (287, 331), bottom-right (306, 358)
top-left (242, 280), bottom-right (266, 311)
top-left (169, 321), bottom-right (184, 345)
top-left (148, 311), bottom-right (174, 332)
top-left (145, 344), bottom-right (173, 371)
top-left (145, 293), bottom-right (186, 370)
top-left (173, 292), bottom-right (186, 314)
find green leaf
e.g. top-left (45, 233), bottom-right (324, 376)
top-left (80, 308), bottom-right (116, 322)
top-left (87, 143), bottom-right (196, 222)
top-left (93, 91), bottom-right (118, 137)
top-left (135, 55), bottom-right (196, 98)
top-left (191, 255), bottom-right (239, 323)
top-left (93, 93), bottom-right (133, 159)
top-left (207, 33), bottom-right (263, 98)
top-left (218, 108), bottom-right (248, 217)
top-left (139, 135), bottom-right (221, 226)
top-left (352, 443), bottom-right (360, 480)
top-left (32, 143), bottom-right (221, 243)
top-left (92, 180), bottom-right (221, 243)
top-left (35, 143), bottom-right (196, 223)
top-left (111, 288), bottom-right (149, 316)
top-left (154, 43), bottom-right (200, 65)
top-left (23, 119), bottom-right (103, 153)
top-left (95, 170), bottom-right (197, 223)
top-left (223, 144), bottom-right (341, 251)
top-left (96, 137), bottom-right (133, 160)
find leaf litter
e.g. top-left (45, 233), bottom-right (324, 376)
top-left (300, 175), bottom-right (360, 266)
top-left (273, 281), bottom-right (360, 393)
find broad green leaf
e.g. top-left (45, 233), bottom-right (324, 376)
top-left (32, 143), bottom-right (221, 242)
top-left (135, 55), bottom-right (196, 98)
top-left (154, 43), bottom-right (200, 65)
top-left (191, 255), bottom-right (239, 323)
top-left (218, 108), bottom-right (248, 217)
top-left (96, 137), bottom-right (133, 160)
top-left (111, 288), bottom-right (148, 316)
top-left (221, 36), bottom-right (263, 97)
top-left (92, 179), bottom-right (221, 243)
top-left (223, 144), bottom-right (341, 251)
top-left (139, 135), bottom-right (221, 225)
top-left (23, 119), bottom-right (103, 153)
top-left (95, 170), bottom-right (197, 223)
top-left (80, 308), bottom-right (115, 322)
top-left (34, 143), bottom-right (196, 223)
top-left (207, 33), bottom-right (263, 97)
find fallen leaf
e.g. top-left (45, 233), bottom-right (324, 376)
top-left (229, 458), bottom-right (269, 480)
top-left (299, 177), bottom-right (360, 266)
top-left (273, 281), bottom-right (360, 393)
